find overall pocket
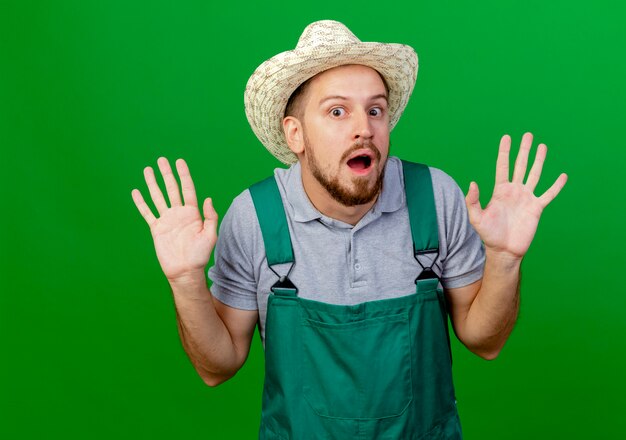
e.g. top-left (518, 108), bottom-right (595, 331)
top-left (301, 311), bottom-right (413, 420)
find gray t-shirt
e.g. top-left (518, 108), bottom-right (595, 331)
top-left (208, 156), bottom-right (485, 344)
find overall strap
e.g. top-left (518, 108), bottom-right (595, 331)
top-left (248, 176), bottom-right (297, 296)
top-left (402, 160), bottom-right (439, 255)
top-left (402, 160), bottom-right (453, 364)
top-left (401, 160), bottom-right (439, 260)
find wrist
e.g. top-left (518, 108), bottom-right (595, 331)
top-left (167, 269), bottom-right (207, 289)
top-left (484, 247), bottom-right (523, 270)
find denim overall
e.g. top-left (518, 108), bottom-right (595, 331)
top-left (249, 161), bottom-right (462, 439)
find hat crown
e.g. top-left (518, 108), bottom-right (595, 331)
top-left (296, 20), bottom-right (361, 50)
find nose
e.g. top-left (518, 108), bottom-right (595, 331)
top-left (352, 109), bottom-right (373, 141)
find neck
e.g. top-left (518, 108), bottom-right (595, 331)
top-left (300, 166), bottom-right (378, 226)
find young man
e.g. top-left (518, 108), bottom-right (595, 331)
top-left (132, 20), bottom-right (567, 439)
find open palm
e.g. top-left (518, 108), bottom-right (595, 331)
top-left (131, 157), bottom-right (218, 281)
top-left (466, 133), bottom-right (568, 259)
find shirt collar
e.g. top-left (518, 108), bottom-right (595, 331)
top-left (283, 156), bottom-right (405, 223)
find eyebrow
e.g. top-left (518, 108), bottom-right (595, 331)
top-left (318, 93), bottom-right (388, 106)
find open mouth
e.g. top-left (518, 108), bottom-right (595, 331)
top-left (346, 154), bottom-right (373, 171)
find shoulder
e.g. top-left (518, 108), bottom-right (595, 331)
top-left (223, 188), bottom-right (255, 225)
top-left (428, 166), bottom-right (464, 197)
top-left (220, 164), bottom-right (294, 237)
top-left (425, 166), bottom-right (467, 223)
top-left (397, 159), bottom-right (469, 235)
top-left (224, 165), bottom-right (291, 225)
top-left (393, 157), bottom-right (464, 199)
top-left (217, 187), bottom-right (262, 252)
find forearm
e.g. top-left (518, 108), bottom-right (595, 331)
top-left (464, 249), bottom-right (521, 359)
top-left (168, 271), bottom-right (240, 385)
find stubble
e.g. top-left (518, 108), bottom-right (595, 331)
top-left (304, 134), bottom-right (385, 207)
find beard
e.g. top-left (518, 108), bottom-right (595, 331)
top-left (304, 133), bottom-right (385, 207)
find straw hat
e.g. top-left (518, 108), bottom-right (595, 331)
top-left (244, 20), bottom-right (418, 165)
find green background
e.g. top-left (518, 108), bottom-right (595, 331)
top-left (1, 0), bottom-right (624, 438)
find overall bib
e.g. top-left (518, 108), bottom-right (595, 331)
top-left (249, 161), bottom-right (462, 439)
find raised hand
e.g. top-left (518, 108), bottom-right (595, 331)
top-left (465, 133), bottom-right (568, 259)
top-left (131, 157), bottom-right (218, 282)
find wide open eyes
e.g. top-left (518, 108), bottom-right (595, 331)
top-left (329, 107), bottom-right (384, 118)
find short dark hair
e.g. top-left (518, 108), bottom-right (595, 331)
top-left (284, 77), bottom-right (313, 120)
top-left (283, 67), bottom-right (390, 121)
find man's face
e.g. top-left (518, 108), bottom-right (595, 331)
top-left (298, 64), bottom-right (390, 207)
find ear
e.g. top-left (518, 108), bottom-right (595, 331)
top-left (283, 116), bottom-right (305, 155)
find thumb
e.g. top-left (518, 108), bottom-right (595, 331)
top-left (465, 182), bottom-right (483, 226)
top-left (202, 197), bottom-right (219, 235)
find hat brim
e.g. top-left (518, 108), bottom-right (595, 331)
top-left (245, 42), bottom-right (418, 165)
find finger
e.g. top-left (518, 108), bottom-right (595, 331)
top-left (465, 182), bottom-right (483, 226)
top-left (144, 166), bottom-right (168, 214)
top-left (131, 189), bottom-right (157, 226)
top-left (525, 143), bottom-right (547, 191)
top-left (176, 158), bottom-right (198, 208)
top-left (495, 134), bottom-right (511, 184)
top-left (157, 157), bottom-right (182, 207)
top-left (538, 173), bottom-right (568, 208)
top-left (203, 198), bottom-right (219, 239)
top-left (512, 132), bottom-right (533, 183)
